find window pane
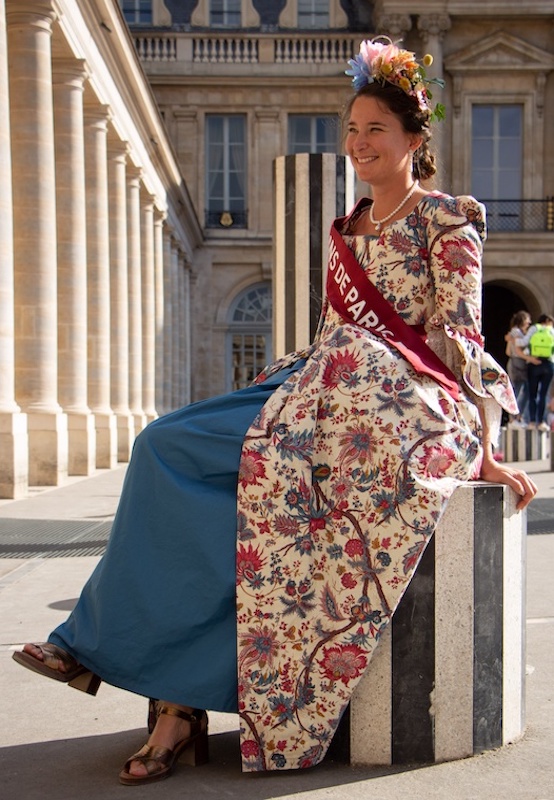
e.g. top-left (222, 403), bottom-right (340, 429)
top-left (472, 106), bottom-right (494, 137)
top-left (298, 0), bottom-right (328, 28)
top-left (210, 0), bottom-right (241, 27)
top-left (288, 115), bottom-right (339, 154)
top-left (206, 115), bottom-right (246, 222)
top-left (121, 0), bottom-right (152, 24)
top-left (472, 104), bottom-right (522, 200)
top-left (499, 106), bottom-right (522, 137)
top-left (473, 140), bottom-right (493, 169)
top-left (472, 172), bottom-right (494, 198)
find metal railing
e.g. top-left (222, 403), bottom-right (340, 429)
top-left (480, 199), bottom-right (554, 233)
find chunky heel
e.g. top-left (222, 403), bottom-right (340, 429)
top-left (119, 706), bottom-right (209, 785)
top-left (67, 670), bottom-right (102, 696)
top-left (179, 726), bottom-right (209, 766)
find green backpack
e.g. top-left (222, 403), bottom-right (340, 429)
top-left (529, 324), bottom-right (554, 358)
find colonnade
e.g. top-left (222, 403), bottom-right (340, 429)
top-left (0, 0), bottom-right (200, 499)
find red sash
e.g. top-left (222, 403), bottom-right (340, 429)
top-left (327, 199), bottom-right (460, 401)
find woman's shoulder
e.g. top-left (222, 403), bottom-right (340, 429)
top-left (419, 191), bottom-right (486, 240)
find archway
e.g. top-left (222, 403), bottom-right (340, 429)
top-left (482, 281), bottom-right (539, 368)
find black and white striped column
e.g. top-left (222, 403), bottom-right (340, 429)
top-left (346, 482), bottom-right (526, 765)
top-left (273, 153), bottom-right (356, 358)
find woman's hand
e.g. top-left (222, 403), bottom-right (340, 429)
top-left (479, 458), bottom-right (538, 510)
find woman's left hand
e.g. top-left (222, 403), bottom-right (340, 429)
top-left (479, 459), bottom-right (538, 510)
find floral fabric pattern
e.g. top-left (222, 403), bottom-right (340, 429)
top-left (235, 193), bottom-right (517, 772)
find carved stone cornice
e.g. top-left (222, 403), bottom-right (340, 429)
top-left (375, 14), bottom-right (412, 38)
top-left (417, 14), bottom-right (451, 43)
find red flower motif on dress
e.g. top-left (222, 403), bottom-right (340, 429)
top-left (341, 572), bottom-right (357, 589)
top-left (438, 237), bottom-right (478, 279)
top-left (236, 543), bottom-right (266, 584)
top-left (319, 643), bottom-right (367, 685)
top-left (344, 539), bottom-right (364, 557)
top-left (418, 443), bottom-right (456, 478)
top-left (241, 740), bottom-right (260, 758)
top-left (239, 450), bottom-right (267, 488)
top-left (322, 349), bottom-right (361, 390)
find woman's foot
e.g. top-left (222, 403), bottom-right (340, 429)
top-left (120, 704), bottom-right (208, 785)
top-left (12, 643), bottom-right (101, 695)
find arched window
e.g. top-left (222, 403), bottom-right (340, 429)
top-left (227, 283), bottom-right (272, 391)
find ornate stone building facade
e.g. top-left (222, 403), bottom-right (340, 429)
top-left (0, 0), bottom-right (201, 498)
top-left (2, 0), bottom-right (554, 497)
top-left (126, 0), bottom-right (554, 399)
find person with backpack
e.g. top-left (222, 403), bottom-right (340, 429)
top-left (520, 313), bottom-right (554, 430)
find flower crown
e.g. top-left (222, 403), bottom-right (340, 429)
top-left (346, 38), bottom-right (446, 122)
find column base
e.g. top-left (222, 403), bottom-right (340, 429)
top-left (133, 412), bottom-right (147, 436)
top-left (115, 412), bottom-right (136, 463)
top-left (94, 412), bottom-right (118, 469)
top-left (67, 411), bottom-right (96, 476)
top-left (0, 411), bottom-right (29, 499)
top-left (27, 411), bottom-right (68, 486)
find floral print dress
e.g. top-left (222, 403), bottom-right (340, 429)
top-left (235, 193), bottom-right (517, 771)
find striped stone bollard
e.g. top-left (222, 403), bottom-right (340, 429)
top-left (273, 153), bottom-right (356, 357)
top-left (272, 153), bottom-right (526, 766)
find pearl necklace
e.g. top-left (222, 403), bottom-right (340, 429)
top-left (369, 182), bottom-right (419, 232)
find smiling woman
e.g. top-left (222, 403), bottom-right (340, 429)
top-left (12, 36), bottom-right (538, 785)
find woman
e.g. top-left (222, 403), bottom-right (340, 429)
top-left (13, 39), bottom-right (537, 784)
top-left (505, 310), bottom-right (536, 427)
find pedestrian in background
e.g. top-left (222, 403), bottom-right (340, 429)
top-left (519, 313), bottom-right (554, 430)
top-left (505, 310), bottom-right (538, 428)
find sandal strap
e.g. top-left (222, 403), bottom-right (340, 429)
top-left (158, 705), bottom-right (204, 726)
top-left (34, 643), bottom-right (79, 673)
top-left (123, 744), bottom-right (173, 774)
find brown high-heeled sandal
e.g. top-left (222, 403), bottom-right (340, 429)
top-left (12, 643), bottom-right (101, 696)
top-left (119, 705), bottom-right (209, 786)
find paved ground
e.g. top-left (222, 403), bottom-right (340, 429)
top-left (1, 462), bottom-right (553, 799)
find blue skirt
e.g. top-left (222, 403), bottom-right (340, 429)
top-left (49, 362), bottom-right (303, 712)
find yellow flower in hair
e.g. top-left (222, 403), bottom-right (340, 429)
top-left (399, 77), bottom-right (411, 92)
top-left (423, 54), bottom-right (433, 67)
top-left (381, 62), bottom-right (393, 75)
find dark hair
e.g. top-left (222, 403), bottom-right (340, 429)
top-left (538, 313), bottom-right (554, 325)
top-left (342, 81), bottom-right (436, 182)
top-left (509, 310), bottom-right (531, 329)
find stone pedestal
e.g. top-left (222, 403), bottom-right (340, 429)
top-left (343, 483), bottom-right (525, 765)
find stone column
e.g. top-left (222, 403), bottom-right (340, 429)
top-left (162, 226), bottom-right (174, 412)
top-left (7, 0), bottom-right (68, 486)
top-left (127, 165), bottom-right (146, 433)
top-left (253, 108), bottom-right (280, 234)
top-left (0, 0), bottom-right (28, 498)
top-left (182, 262), bottom-right (192, 406)
top-left (417, 14), bottom-right (451, 187)
top-left (153, 210), bottom-right (166, 416)
top-left (140, 193), bottom-right (157, 423)
top-left (107, 136), bottom-right (134, 460)
top-left (84, 104), bottom-right (117, 469)
top-left (53, 59), bottom-right (96, 476)
top-left (170, 240), bottom-right (181, 410)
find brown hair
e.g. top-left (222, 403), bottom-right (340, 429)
top-left (509, 310), bottom-right (531, 329)
top-left (342, 81), bottom-right (436, 182)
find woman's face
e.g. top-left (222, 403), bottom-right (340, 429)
top-left (344, 94), bottom-right (421, 187)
